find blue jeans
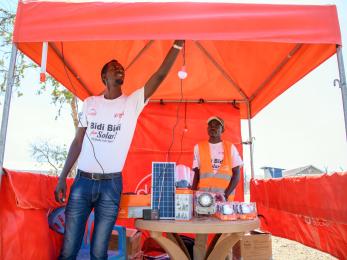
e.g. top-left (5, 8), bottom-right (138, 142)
top-left (59, 171), bottom-right (122, 260)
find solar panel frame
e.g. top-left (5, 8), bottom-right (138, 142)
top-left (151, 162), bottom-right (176, 219)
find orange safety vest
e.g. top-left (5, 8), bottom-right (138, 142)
top-left (197, 141), bottom-right (235, 201)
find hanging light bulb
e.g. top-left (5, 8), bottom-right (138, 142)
top-left (40, 42), bottom-right (48, 83)
top-left (178, 65), bottom-right (188, 80)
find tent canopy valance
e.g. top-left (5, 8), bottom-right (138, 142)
top-left (13, 1), bottom-right (341, 118)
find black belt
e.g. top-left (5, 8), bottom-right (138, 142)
top-left (78, 170), bottom-right (121, 180)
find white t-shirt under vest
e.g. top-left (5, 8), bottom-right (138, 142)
top-left (77, 87), bottom-right (147, 173)
top-left (192, 142), bottom-right (243, 174)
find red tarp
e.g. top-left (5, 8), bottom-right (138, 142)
top-left (250, 173), bottom-right (347, 259)
top-left (0, 103), bottom-right (243, 259)
top-left (13, 1), bottom-right (341, 118)
top-left (0, 170), bottom-right (73, 260)
top-left (124, 102), bottom-right (243, 200)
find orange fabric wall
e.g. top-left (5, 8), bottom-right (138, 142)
top-left (0, 103), bottom-right (243, 258)
top-left (250, 173), bottom-right (347, 259)
top-left (0, 171), bottom-right (73, 260)
top-left (123, 103), bottom-right (244, 200)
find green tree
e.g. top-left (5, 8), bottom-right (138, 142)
top-left (0, 6), bottom-right (34, 97)
top-left (1, 5), bottom-right (78, 175)
top-left (30, 140), bottom-right (68, 176)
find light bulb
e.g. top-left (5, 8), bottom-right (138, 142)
top-left (198, 193), bottom-right (213, 207)
top-left (178, 66), bottom-right (188, 79)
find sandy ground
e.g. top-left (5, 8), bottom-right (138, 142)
top-left (272, 236), bottom-right (337, 260)
top-left (242, 194), bottom-right (336, 260)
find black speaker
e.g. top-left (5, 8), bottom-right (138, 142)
top-left (143, 209), bottom-right (160, 220)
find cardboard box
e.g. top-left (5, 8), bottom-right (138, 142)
top-left (120, 194), bottom-right (151, 207)
top-left (232, 230), bottom-right (272, 260)
top-left (119, 194), bottom-right (151, 219)
top-left (118, 206), bottom-right (151, 218)
top-left (109, 228), bottom-right (142, 259)
top-left (175, 189), bottom-right (193, 221)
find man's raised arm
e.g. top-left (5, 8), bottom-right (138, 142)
top-left (144, 40), bottom-right (185, 101)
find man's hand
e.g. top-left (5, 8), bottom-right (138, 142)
top-left (54, 179), bottom-right (67, 203)
top-left (53, 127), bottom-right (86, 204)
top-left (144, 40), bottom-right (185, 100)
top-left (224, 166), bottom-right (240, 200)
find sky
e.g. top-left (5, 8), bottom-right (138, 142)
top-left (0, 0), bottom-right (346, 178)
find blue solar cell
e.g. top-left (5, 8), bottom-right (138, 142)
top-left (151, 162), bottom-right (176, 219)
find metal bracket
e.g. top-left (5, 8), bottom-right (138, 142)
top-left (231, 100), bottom-right (240, 110)
top-left (333, 79), bottom-right (341, 88)
top-left (242, 137), bottom-right (255, 145)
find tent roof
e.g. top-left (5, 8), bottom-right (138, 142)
top-left (13, 1), bottom-right (341, 118)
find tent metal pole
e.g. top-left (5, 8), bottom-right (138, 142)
top-left (125, 40), bottom-right (154, 71)
top-left (49, 42), bottom-right (92, 95)
top-left (247, 101), bottom-right (255, 179)
top-left (249, 43), bottom-right (303, 101)
top-left (149, 99), bottom-right (247, 104)
top-left (194, 41), bottom-right (248, 100)
top-left (336, 46), bottom-right (347, 141)
top-left (0, 44), bottom-right (18, 185)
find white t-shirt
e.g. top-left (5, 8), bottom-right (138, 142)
top-left (77, 87), bottom-right (147, 173)
top-left (192, 142), bottom-right (243, 174)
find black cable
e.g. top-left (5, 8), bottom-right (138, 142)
top-left (157, 79), bottom-right (183, 212)
top-left (60, 42), bottom-right (105, 174)
top-left (176, 101), bottom-right (187, 164)
top-left (166, 42), bottom-right (186, 162)
top-left (166, 76), bottom-right (184, 162)
top-left (157, 42), bottom-right (186, 212)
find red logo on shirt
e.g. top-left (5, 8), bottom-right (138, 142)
top-left (88, 108), bottom-right (97, 116)
top-left (114, 112), bottom-right (124, 118)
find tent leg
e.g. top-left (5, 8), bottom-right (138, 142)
top-left (336, 46), bottom-right (347, 141)
top-left (247, 101), bottom-right (255, 179)
top-left (0, 44), bottom-right (18, 185)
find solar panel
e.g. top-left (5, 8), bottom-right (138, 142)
top-left (151, 162), bottom-right (176, 219)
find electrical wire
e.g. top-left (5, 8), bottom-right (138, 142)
top-left (157, 42), bottom-right (186, 211)
top-left (60, 42), bottom-right (105, 174)
top-left (157, 79), bottom-right (184, 210)
top-left (176, 101), bottom-right (187, 164)
top-left (166, 41), bottom-right (186, 162)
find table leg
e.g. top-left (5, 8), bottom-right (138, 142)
top-left (206, 233), bottom-right (242, 260)
top-left (194, 234), bottom-right (208, 260)
top-left (149, 231), bottom-right (189, 260)
top-left (205, 234), bottom-right (222, 258)
top-left (167, 233), bottom-right (191, 260)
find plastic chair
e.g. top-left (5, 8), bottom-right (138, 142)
top-left (78, 212), bottom-right (126, 260)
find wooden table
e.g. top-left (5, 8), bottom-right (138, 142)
top-left (135, 217), bottom-right (260, 260)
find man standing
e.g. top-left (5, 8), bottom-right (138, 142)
top-left (192, 116), bottom-right (243, 201)
top-left (54, 40), bottom-right (184, 260)
top-left (192, 116), bottom-right (243, 260)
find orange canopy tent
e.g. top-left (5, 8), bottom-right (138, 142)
top-left (0, 0), bottom-right (344, 183)
top-left (0, 2), bottom-right (345, 259)
top-left (11, 1), bottom-right (341, 119)
top-left (4, 0), bottom-right (343, 179)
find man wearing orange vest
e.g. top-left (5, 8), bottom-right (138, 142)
top-left (192, 116), bottom-right (243, 260)
top-left (192, 116), bottom-right (243, 201)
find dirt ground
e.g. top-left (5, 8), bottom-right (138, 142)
top-left (272, 236), bottom-right (336, 260)
top-left (243, 194), bottom-right (336, 259)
